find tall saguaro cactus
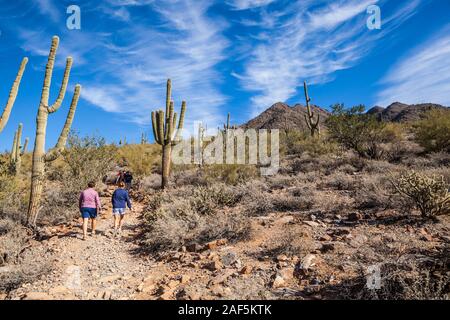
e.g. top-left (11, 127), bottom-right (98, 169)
top-left (0, 58), bottom-right (28, 133)
top-left (303, 81), bottom-right (320, 137)
top-left (27, 36), bottom-right (82, 226)
top-left (151, 79), bottom-right (186, 189)
top-left (10, 123), bottom-right (29, 175)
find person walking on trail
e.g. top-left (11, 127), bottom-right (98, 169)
top-left (79, 181), bottom-right (102, 240)
top-left (115, 170), bottom-right (124, 185)
top-left (112, 181), bottom-right (133, 238)
top-left (124, 171), bottom-right (133, 190)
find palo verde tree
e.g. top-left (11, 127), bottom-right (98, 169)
top-left (10, 123), bottom-right (29, 175)
top-left (151, 79), bottom-right (186, 189)
top-left (27, 36), bottom-right (81, 226)
top-left (0, 57), bottom-right (28, 133)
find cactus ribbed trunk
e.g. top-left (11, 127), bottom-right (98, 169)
top-left (162, 144), bottom-right (172, 188)
top-left (27, 36), bottom-right (81, 226)
top-left (303, 81), bottom-right (320, 137)
top-left (28, 105), bottom-right (49, 225)
top-left (151, 79), bottom-right (186, 189)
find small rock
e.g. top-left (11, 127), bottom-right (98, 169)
top-left (271, 275), bottom-right (286, 288)
top-left (348, 212), bottom-right (363, 221)
top-left (206, 241), bottom-right (218, 250)
top-left (320, 243), bottom-right (335, 253)
top-left (240, 265), bottom-right (253, 275)
top-left (0, 293), bottom-right (7, 300)
top-left (276, 254), bottom-right (289, 262)
top-left (319, 234), bottom-right (332, 242)
top-left (304, 221), bottom-right (320, 228)
top-left (279, 267), bottom-right (294, 281)
top-left (186, 243), bottom-right (204, 252)
top-left (204, 260), bottom-right (223, 271)
top-left (221, 252), bottom-right (237, 266)
top-left (297, 254), bottom-right (316, 271)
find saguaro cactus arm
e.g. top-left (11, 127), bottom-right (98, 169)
top-left (22, 138), bottom-right (29, 155)
top-left (0, 58), bottom-right (28, 133)
top-left (45, 84), bottom-right (81, 162)
top-left (47, 57), bottom-right (73, 113)
top-left (173, 101), bottom-right (186, 144)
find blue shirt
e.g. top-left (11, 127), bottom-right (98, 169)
top-left (112, 188), bottom-right (132, 209)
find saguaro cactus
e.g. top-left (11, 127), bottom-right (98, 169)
top-left (303, 81), bottom-right (320, 137)
top-left (27, 36), bottom-right (81, 226)
top-left (0, 58), bottom-right (28, 133)
top-left (151, 79), bottom-right (186, 189)
top-left (10, 123), bottom-right (29, 175)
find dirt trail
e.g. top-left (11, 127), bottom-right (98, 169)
top-left (8, 189), bottom-right (166, 300)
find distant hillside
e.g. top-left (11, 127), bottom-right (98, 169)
top-left (241, 102), bottom-right (330, 131)
top-left (367, 102), bottom-right (449, 122)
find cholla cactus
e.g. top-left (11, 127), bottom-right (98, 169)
top-left (27, 36), bottom-right (81, 226)
top-left (151, 79), bottom-right (186, 189)
top-left (391, 171), bottom-right (450, 217)
top-left (10, 123), bottom-right (29, 175)
top-left (0, 58), bottom-right (28, 133)
top-left (303, 81), bottom-right (320, 137)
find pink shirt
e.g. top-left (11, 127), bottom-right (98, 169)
top-left (79, 188), bottom-right (101, 209)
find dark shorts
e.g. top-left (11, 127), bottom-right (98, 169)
top-left (81, 207), bottom-right (97, 219)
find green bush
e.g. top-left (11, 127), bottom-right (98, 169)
top-left (413, 109), bottom-right (450, 153)
top-left (326, 104), bottom-right (399, 159)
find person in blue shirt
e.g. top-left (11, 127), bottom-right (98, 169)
top-left (111, 181), bottom-right (133, 237)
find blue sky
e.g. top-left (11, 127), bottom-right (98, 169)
top-left (0, 0), bottom-right (449, 150)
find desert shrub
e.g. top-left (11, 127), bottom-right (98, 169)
top-left (41, 133), bottom-right (117, 224)
top-left (390, 171), bottom-right (450, 217)
top-left (0, 173), bottom-right (28, 221)
top-left (0, 219), bottom-right (29, 266)
top-left (413, 109), bottom-right (450, 153)
top-left (281, 130), bottom-right (339, 156)
top-left (326, 104), bottom-right (401, 159)
top-left (321, 172), bottom-right (361, 191)
top-left (117, 143), bottom-right (160, 177)
top-left (266, 175), bottom-right (297, 190)
top-left (330, 251), bottom-right (449, 300)
top-left (200, 164), bottom-right (259, 186)
top-left (190, 184), bottom-right (244, 215)
top-left (272, 193), bottom-right (314, 212)
top-left (142, 185), bottom-right (250, 252)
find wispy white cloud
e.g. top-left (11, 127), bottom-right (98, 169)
top-left (376, 25), bottom-right (450, 107)
top-left (35, 0), bottom-right (60, 22)
top-left (81, 0), bottom-right (229, 131)
top-left (227, 0), bottom-right (276, 11)
top-left (233, 0), bottom-right (423, 116)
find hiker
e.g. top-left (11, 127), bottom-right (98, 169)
top-left (115, 170), bottom-right (124, 185)
top-left (112, 181), bottom-right (133, 237)
top-left (79, 181), bottom-right (102, 240)
top-left (124, 171), bottom-right (133, 190)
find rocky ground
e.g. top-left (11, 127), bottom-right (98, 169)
top-left (2, 183), bottom-right (449, 300)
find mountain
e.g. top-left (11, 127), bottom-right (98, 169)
top-left (367, 102), bottom-right (449, 122)
top-left (241, 102), bottom-right (330, 131)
